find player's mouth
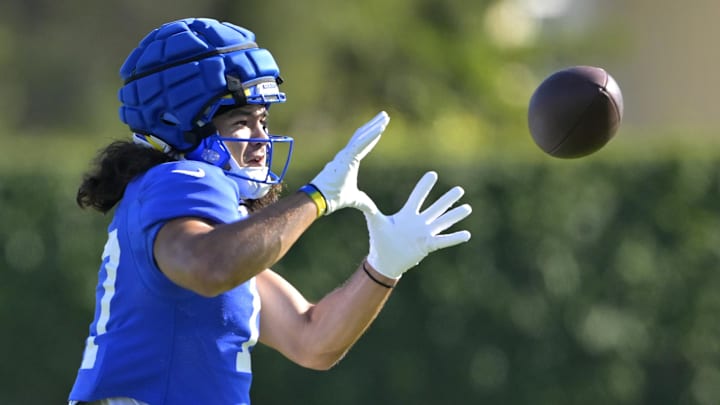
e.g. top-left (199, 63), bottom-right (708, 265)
top-left (243, 153), bottom-right (265, 167)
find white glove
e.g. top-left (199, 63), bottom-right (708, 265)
top-left (364, 171), bottom-right (472, 279)
top-left (309, 111), bottom-right (390, 215)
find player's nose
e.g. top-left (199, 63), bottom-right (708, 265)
top-left (250, 122), bottom-right (269, 141)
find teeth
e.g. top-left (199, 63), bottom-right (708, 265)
top-left (244, 156), bottom-right (264, 164)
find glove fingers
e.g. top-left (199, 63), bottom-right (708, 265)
top-left (348, 111), bottom-right (390, 161)
top-left (355, 134), bottom-right (382, 162)
top-left (422, 186), bottom-right (465, 222)
top-left (353, 111), bottom-right (390, 138)
top-left (403, 171), bottom-right (438, 213)
top-left (428, 230), bottom-right (472, 252)
top-left (430, 204), bottom-right (473, 234)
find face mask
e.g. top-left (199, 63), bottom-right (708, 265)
top-left (184, 133), bottom-right (291, 201)
top-left (226, 156), bottom-right (273, 200)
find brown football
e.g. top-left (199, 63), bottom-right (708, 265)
top-left (527, 66), bottom-right (624, 158)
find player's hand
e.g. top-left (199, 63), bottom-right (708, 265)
top-left (363, 171), bottom-right (472, 279)
top-left (309, 111), bottom-right (390, 215)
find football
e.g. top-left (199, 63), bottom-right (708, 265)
top-left (527, 66), bottom-right (624, 158)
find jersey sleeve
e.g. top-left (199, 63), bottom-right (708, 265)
top-left (137, 160), bottom-right (242, 227)
top-left (119, 161), bottom-right (243, 298)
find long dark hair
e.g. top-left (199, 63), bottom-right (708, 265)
top-left (76, 140), bottom-right (283, 214)
top-left (76, 140), bottom-right (174, 213)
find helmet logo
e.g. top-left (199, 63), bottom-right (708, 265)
top-left (242, 78), bottom-right (285, 104)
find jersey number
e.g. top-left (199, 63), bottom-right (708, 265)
top-left (236, 278), bottom-right (261, 374)
top-left (81, 229), bottom-right (120, 369)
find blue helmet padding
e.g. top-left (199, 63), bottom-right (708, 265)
top-left (118, 18), bottom-right (285, 152)
top-left (120, 18), bottom-right (257, 82)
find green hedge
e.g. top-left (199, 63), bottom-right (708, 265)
top-left (2, 158), bottom-right (720, 404)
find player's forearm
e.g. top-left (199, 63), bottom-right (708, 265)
top-left (299, 261), bottom-right (397, 370)
top-left (222, 192), bottom-right (318, 270)
top-left (206, 192), bottom-right (324, 292)
top-left (157, 192), bottom-right (319, 296)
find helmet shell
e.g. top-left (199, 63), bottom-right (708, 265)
top-left (118, 18), bottom-right (285, 152)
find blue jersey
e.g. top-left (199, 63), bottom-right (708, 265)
top-left (69, 160), bottom-right (261, 405)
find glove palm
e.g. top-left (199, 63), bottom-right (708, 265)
top-left (365, 171), bottom-right (472, 279)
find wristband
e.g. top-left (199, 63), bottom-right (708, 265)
top-left (299, 184), bottom-right (327, 218)
top-left (362, 260), bottom-right (395, 289)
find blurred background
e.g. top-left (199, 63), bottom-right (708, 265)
top-left (2, 0), bottom-right (720, 404)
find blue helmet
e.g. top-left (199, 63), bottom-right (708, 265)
top-left (119, 18), bottom-right (293, 198)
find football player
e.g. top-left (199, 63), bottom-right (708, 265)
top-left (68, 17), bottom-right (471, 405)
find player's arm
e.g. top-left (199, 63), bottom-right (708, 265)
top-left (257, 263), bottom-right (396, 370)
top-left (257, 171), bottom-right (472, 370)
top-left (154, 112), bottom-right (390, 297)
top-left (154, 192), bottom-right (317, 297)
